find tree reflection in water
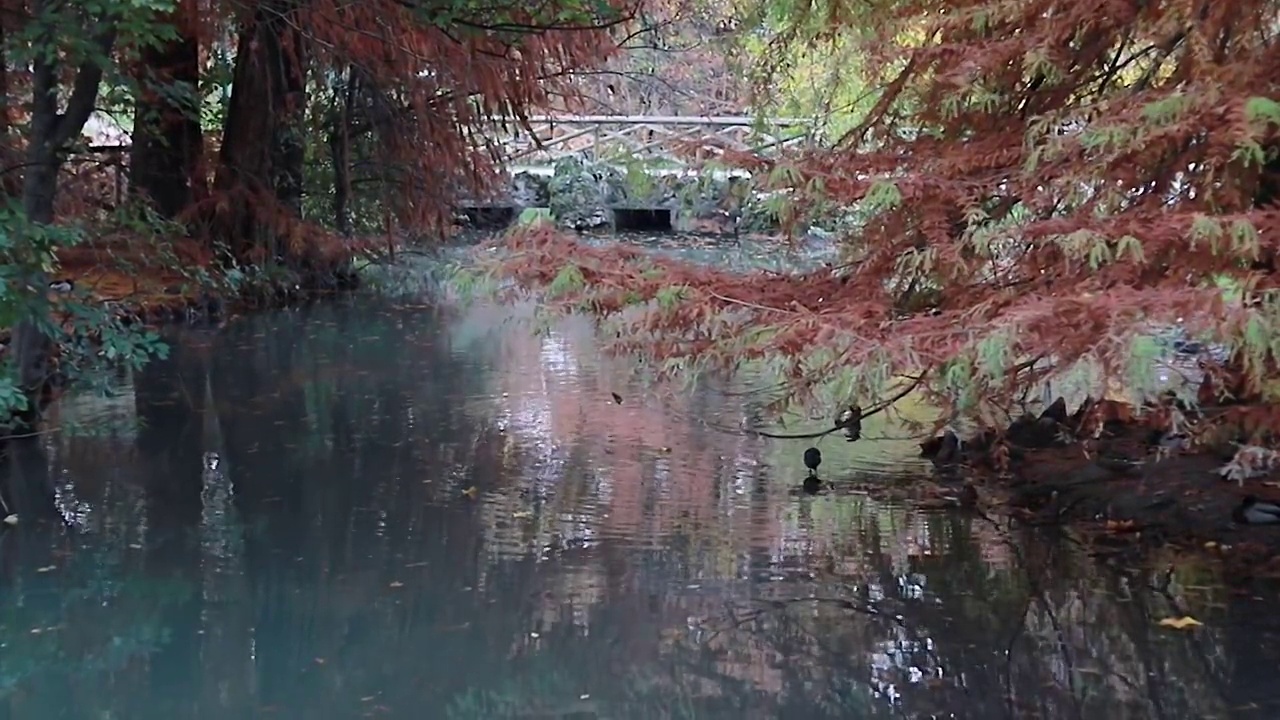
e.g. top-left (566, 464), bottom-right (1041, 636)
top-left (0, 295), bottom-right (1276, 719)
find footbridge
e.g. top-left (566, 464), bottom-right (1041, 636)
top-left (465, 114), bottom-right (815, 233)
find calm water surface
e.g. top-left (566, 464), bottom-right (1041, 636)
top-left (2, 288), bottom-right (1280, 718)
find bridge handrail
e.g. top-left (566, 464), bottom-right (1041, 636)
top-left (518, 115), bottom-right (813, 127)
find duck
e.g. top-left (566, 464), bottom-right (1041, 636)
top-left (803, 446), bottom-right (821, 477)
top-left (837, 406), bottom-right (862, 442)
top-left (1233, 495), bottom-right (1280, 525)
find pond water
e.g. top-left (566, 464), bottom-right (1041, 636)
top-left (2, 244), bottom-right (1280, 719)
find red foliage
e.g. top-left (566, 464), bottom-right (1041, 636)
top-left (572, 0), bottom-right (749, 116)
top-left (493, 0), bottom-right (1280, 429)
top-left (298, 0), bottom-right (629, 220)
top-left (1, 0), bottom-right (631, 312)
top-left (170, 0), bottom-right (634, 264)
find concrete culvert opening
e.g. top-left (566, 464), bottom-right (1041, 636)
top-left (459, 205), bottom-right (516, 230)
top-left (613, 208), bottom-right (672, 233)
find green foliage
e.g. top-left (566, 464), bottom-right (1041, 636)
top-left (546, 157), bottom-right (615, 229)
top-left (1141, 93), bottom-right (1192, 126)
top-left (654, 285), bottom-right (688, 308)
top-left (547, 264), bottom-right (587, 297)
top-left (1186, 215), bottom-right (1263, 259)
top-left (1243, 96), bottom-right (1280, 128)
top-left (616, 157), bottom-right (649, 194)
top-left (442, 261), bottom-right (503, 305)
top-left (1124, 335), bottom-right (1164, 400)
top-left (13, 0), bottom-right (180, 81)
top-left (735, 1), bottom-right (882, 142)
top-left (0, 206), bottom-right (168, 426)
top-left (1078, 125), bottom-right (1139, 155)
top-left (862, 180), bottom-right (902, 212)
top-left (517, 207), bottom-right (554, 226)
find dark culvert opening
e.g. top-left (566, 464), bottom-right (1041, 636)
top-left (613, 207), bottom-right (673, 233)
top-left (458, 205), bottom-right (516, 230)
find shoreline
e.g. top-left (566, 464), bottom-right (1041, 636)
top-left (911, 395), bottom-right (1280, 574)
top-left (0, 242), bottom-right (363, 436)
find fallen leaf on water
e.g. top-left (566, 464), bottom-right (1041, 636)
top-left (512, 511), bottom-right (533, 519)
top-left (1157, 616), bottom-right (1203, 630)
top-left (461, 486), bottom-right (478, 498)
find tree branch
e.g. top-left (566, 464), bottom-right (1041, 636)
top-left (51, 24), bottom-right (118, 149)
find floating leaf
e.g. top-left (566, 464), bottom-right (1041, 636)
top-left (1157, 616), bottom-right (1203, 630)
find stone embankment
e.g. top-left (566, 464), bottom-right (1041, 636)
top-left (458, 156), bottom-right (859, 237)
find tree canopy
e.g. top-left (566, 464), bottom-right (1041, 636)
top-left (0, 0), bottom-right (632, 427)
top-left (494, 0), bottom-right (1280, 433)
top-left (5, 0), bottom-right (1280, 439)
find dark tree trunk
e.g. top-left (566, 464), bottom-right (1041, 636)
top-left (271, 67), bottom-right (307, 218)
top-left (213, 0), bottom-right (309, 262)
top-left (9, 2), bottom-right (116, 429)
top-left (0, 13), bottom-right (19, 200)
top-left (130, 0), bottom-right (203, 219)
top-left (327, 69), bottom-right (356, 237)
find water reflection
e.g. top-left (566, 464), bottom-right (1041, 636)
top-left (0, 295), bottom-right (1277, 719)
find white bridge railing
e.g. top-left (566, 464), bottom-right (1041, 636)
top-left (497, 115), bottom-right (814, 167)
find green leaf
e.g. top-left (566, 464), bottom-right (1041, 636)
top-left (655, 285), bottom-right (688, 308)
top-left (1188, 215), bottom-right (1222, 252)
top-left (546, 264), bottom-right (586, 298)
top-left (1115, 235), bottom-right (1145, 262)
top-left (1244, 96), bottom-right (1280, 127)
top-left (1141, 94), bottom-right (1191, 125)
top-left (863, 180), bottom-right (902, 211)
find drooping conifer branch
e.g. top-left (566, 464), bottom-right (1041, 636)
top-left (185, 0), bottom-right (631, 265)
top-left (492, 0), bottom-right (1280, 431)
